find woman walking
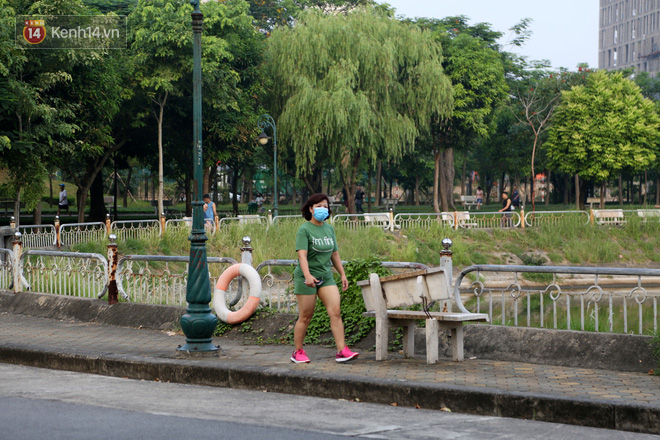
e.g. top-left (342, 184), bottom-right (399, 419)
top-left (291, 193), bottom-right (359, 363)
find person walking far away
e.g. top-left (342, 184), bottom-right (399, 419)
top-left (291, 193), bottom-right (359, 364)
top-left (511, 185), bottom-right (521, 209)
top-left (475, 186), bottom-right (484, 210)
top-left (57, 183), bottom-right (70, 217)
top-left (499, 191), bottom-right (513, 227)
top-left (355, 185), bottom-right (365, 214)
top-left (203, 194), bottom-right (217, 227)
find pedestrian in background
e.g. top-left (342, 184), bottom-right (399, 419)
top-left (499, 191), bottom-right (513, 227)
top-left (475, 186), bottom-right (484, 210)
top-left (291, 193), bottom-right (359, 364)
top-left (355, 185), bottom-right (365, 214)
top-left (57, 183), bottom-right (70, 217)
top-left (203, 194), bottom-right (217, 227)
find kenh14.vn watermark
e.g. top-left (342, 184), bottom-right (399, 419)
top-left (16, 15), bottom-right (126, 49)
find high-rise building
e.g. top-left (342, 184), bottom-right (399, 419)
top-left (599, 0), bottom-right (660, 75)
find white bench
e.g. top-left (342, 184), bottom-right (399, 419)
top-left (458, 195), bottom-right (478, 210)
top-left (456, 211), bottom-right (478, 229)
top-left (593, 209), bottom-right (626, 225)
top-left (637, 209), bottom-right (660, 222)
top-left (357, 268), bottom-right (488, 364)
top-left (382, 198), bottom-right (399, 209)
top-left (363, 213), bottom-right (390, 229)
top-left (237, 215), bottom-right (262, 225)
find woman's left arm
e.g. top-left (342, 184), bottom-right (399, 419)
top-left (331, 251), bottom-right (348, 291)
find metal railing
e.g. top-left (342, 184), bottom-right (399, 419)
top-left (116, 255), bottom-right (238, 306)
top-left (393, 212), bottom-right (454, 230)
top-left (331, 213), bottom-right (392, 230)
top-left (20, 250), bottom-right (108, 299)
top-left (255, 259), bottom-right (429, 313)
top-left (218, 216), bottom-right (269, 230)
top-left (453, 210), bottom-right (522, 229)
top-left (454, 264), bottom-right (660, 335)
top-left (111, 219), bottom-right (162, 241)
top-left (18, 225), bottom-right (56, 248)
top-left (524, 210), bottom-right (590, 227)
top-left (59, 222), bottom-right (107, 246)
top-left (0, 248), bottom-right (13, 290)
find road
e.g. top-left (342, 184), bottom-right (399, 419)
top-left (0, 363), bottom-right (654, 440)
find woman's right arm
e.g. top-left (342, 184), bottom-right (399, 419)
top-left (297, 250), bottom-right (317, 287)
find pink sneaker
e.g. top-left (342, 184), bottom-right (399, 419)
top-left (291, 349), bottom-right (310, 363)
top-left (335, 347), bottom-right (359, 363)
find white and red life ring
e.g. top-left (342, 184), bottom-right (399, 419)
top-left (213, 263), bottom-right (262, 324)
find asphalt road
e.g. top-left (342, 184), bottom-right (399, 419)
top-left (0, 363), bottom-right (655, 440)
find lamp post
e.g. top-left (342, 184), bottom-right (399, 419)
top-left (256, 114), bottom-right (277, 217)
top-left (179, 0), bottom-right (218, 353)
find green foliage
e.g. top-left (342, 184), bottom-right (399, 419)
top-left (546, 71), bottom-right (660, 182)
top-left (296, 257), bottom-right (391, 346)
top-left (268, 6), bottom-right (453, 184)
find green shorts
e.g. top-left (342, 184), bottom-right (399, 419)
top-left (293, 269), bottom-right (336, 295)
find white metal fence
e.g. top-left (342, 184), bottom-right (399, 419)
top-left (454, 265), bottom-right (660, 335)
top-left (18, 225), bottom-right (56, 249)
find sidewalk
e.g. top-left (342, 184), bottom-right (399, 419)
top-left (1, 300), bottom-right (659, 434)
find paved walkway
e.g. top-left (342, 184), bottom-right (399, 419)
top-left (1, 312), bottom-right (659, 434)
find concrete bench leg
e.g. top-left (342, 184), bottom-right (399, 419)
top-left (375, 315), bottom-right (389, 361)
top-left (402, 321), bottom-right (415, 358)
top-left (425, 318), bottom-right (439, 365)
top-left (451, 324), bottom-right (464, 361)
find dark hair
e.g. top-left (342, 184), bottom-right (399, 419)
top-left (502, 191), bottom-right (509, 196)
top-left (203, 193), bottom-right (210, 199)
top-left (301, 193), bottom-right (331, 220)
top-left (477, 186), bottom-right (482, 190)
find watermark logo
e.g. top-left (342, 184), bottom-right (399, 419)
top-left (16, 15), bottom-right (126, 49)
top-left (23, 20), bottom-right (46, 45)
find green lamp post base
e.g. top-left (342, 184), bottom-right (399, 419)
top-left (179, 305), bottom-right (219, 352)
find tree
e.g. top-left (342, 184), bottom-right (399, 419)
top-left (267, 7), bottom-right (453, 213)
top-left (546, 71), bottom-right (660, 209)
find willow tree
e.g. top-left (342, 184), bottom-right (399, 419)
top-left (267, 7), bottom-right (453, 212)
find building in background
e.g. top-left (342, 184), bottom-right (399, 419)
top-left (599, 0), bottom-right (660, 75)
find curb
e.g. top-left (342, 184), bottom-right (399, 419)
top-left (0, 343), bottom-right (658, 434)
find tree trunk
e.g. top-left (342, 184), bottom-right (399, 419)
top-left (563, 174), bottom-right (569, 205)
top-left (367, 169), bottom-right (373, 212)
top-left (203, 165), bottom-right (211, 197)
top-left (656, 175), bottom-right (660, 206)
top-left (545, 170), bottom-right (551, 205)
top-left (415, 174), bottom-right (420, 206)
top-left (155, 92), bottom-right (168, 219)
top-left (574, 174), bottom-right (580, 210)
top-left (89, 171), bottom-right (108, 222)
top-left (619, 174), bottom-right (624, 206)
top-left (432, 149), bottom-right (441, 213)
top-left (231, 168), bottom-right (241, 216)
top-left (461, 159), bottom-right (466, 196)
top-left (123, 166), bottom-right (132, 208)
top-left (599, 181), bottom-right (605, 209)
top-left (13, 187), bottom-right (21, 227)
top-left (49, 174), bottom-right (54, 206)
top-left (32, 201), bottom-right (41, 226)
top-left (301, 168), bottom-right (323, 195)
top-left (375, 161), bottom-right (382, 206)
top-left (442, 148), bottom-right (455, 211)
top-left (643, 171), bottom-right (648, 205)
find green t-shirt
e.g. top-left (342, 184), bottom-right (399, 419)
top-left (294, 221), bottom-right (338, 277)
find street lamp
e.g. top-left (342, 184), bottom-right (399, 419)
top-left (179, 0), bottom-right (218, 353)
top-left (256, 114), bottom-right (277, 217)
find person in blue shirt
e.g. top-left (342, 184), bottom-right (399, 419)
top-left (203, 194), bottom-right (217, 226)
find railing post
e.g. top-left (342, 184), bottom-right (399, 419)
top-left (241, 236), bottom-right (253, 267)
top-left (453, 211), bottom-right (458, 230)
top-left (589, 209), bottom-right (595, 226)
top-left (12, 232), bottom-right (22, 293)
top-left (520, 208), bottom-right (525, 229)
top-left (160, 212), bottom-right (166, 237)
top-left (105, 213), bottom-right (112, 236)
top-left (10, 216), bottom-right (15, 229)
top-left (214, 214), bottom-right (219, 234)
top-left (54, 216), bottom-right (61, 247)
top-left (439, 238), bottom-right (453, 311)
top-left (268, 209), bottom-right (273, 225)
top-left (107, 234), bottom-right (118, 305)
top-left (389, 208), bottom-right (394, 232)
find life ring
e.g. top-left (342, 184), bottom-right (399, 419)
top-left (213, 263), bottom-right (262, 324)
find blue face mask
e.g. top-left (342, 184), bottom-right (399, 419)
top-left (313, 207), bottom-right (329, 222)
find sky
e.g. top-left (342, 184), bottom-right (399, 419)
top-left (378, 0), bottom-right (599, 71)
